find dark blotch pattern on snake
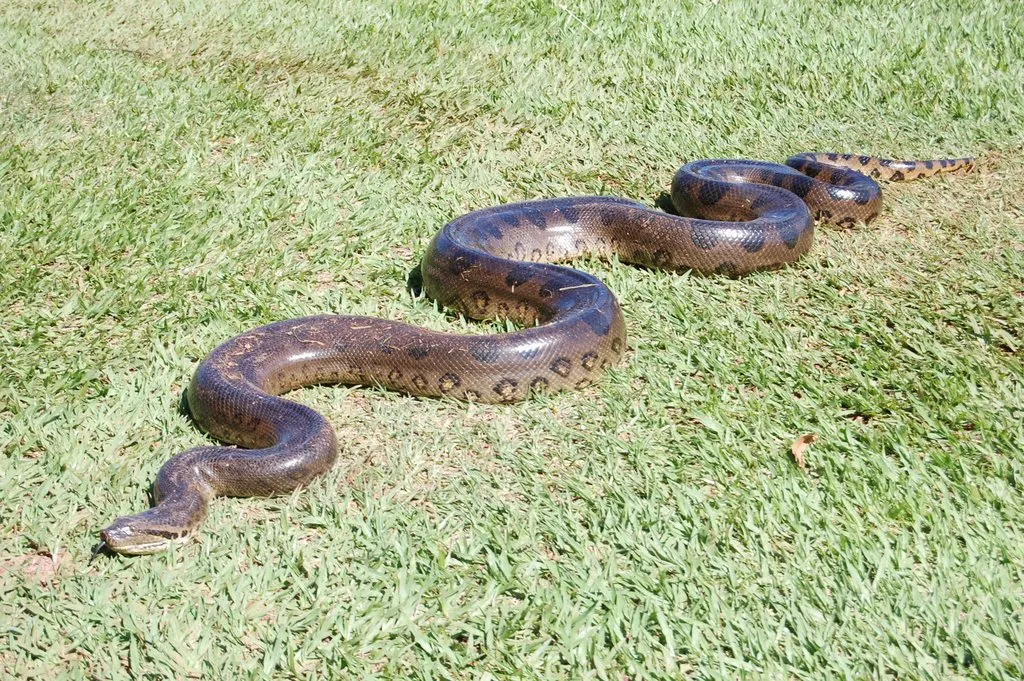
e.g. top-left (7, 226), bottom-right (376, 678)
top-left (99, 153), bottom-right (974, 554)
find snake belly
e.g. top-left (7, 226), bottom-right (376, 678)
top-left (98, 152), bottom-right (973, 554)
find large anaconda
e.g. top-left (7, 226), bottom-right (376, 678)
top-left (98, 152), bottom-right (973, 555)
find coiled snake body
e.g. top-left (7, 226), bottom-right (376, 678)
top-left (99, 153), bottom-right (973, 554)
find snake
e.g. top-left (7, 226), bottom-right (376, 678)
top-left (96, 152), bottom-right (973, 555)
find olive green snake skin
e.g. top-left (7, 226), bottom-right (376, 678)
top-left (97, 152), bottom-right (973, 555)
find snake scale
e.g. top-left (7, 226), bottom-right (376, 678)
top-left (97, 152), bottom-right (973, 555)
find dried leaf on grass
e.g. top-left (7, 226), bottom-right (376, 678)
top-left (791, 434), bottom-right (817, 470)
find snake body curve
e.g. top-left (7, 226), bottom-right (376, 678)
top-left (99, 152), bottom-right (973, 554)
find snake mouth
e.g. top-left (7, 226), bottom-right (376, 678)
top-left (100, 536), bottom-right (171, 555)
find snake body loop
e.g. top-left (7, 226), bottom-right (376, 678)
top-left (99, 152), bottom-right (973, 554)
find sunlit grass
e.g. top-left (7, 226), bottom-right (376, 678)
top-left (1, 0), bottom-right (1022, 678)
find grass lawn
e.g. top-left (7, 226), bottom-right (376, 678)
top-left (2, 0), bottom-right (1022, 677)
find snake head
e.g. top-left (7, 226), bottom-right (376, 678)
top-left (99, 514), bottom-right (191, 555)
